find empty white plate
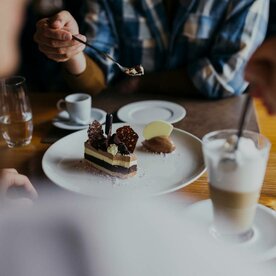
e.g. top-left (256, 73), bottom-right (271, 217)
top-left (52, 108), bottom-right (107, 130)
top-left (117, 100), bottom-right (186, 124)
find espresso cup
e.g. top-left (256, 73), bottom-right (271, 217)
top-left (57, 93), bottom-right (92, 125)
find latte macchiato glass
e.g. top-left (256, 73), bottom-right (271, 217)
top-left (202, 130), bottom-right (271, 243)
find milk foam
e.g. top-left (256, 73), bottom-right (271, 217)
top-left (204, 137), bottom-right (269, 193)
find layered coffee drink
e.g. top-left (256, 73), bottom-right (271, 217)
top-left (209, 185), bottom-right (260, 235)
top-left (202, 130), bottom-right (271, 242)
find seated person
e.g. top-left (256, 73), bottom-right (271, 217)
top-left (34, 0), bottom-right (268, 99)
top-left (0, 0), bottom-right (37, 202)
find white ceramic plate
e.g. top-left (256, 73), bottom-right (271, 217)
top-left (184, 199), bottom-right (276, 261)
top-left (117, 100), bottom-right (186, 124)
top-left (52, 108), bottom-right (107, 130)
top-left (42, 123), bottom-right (205, 198)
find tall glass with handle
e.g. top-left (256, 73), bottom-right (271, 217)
top-left (0, 76), bottom-right (33, 147)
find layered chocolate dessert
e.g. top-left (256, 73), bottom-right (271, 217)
top-left (84, 115), bottom-right (139, 178)
top-left (142, 120), bottom-right (175, 153)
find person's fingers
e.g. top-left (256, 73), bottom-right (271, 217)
top-left (36, 36), bottom-right (78, 49)
top-left (35, 24), bottom-right (71, 41)
top-left (245, 62), bottom-right (276, 107)
top-left (0, 168), bottom-right (18, 174)
top-left (72, 33), bottom-right (87, 42)
top-left (252, 86), bottom-right (276, 115)
top-left (42, 27), bottom-right (72, 41)
top-left (36, 18), bottom-right (49, 30)
top-left (36, 17), bottom-right (71, 41)
top-left (0, 173), bottom-right (38, 199)
top-left (35, 32), bottom-right (86, 48)
top-left (245, 38), bottom-right (276, 114)
top-left (39, 43), bottom-right (85, 56)
top-left (35, 13), bottom-right (83, 43)
top-left (39, 44), bottom-right (84, 55)
top-left (48, 10), bottom-right (74, 29)
top-left (263, 96), bottom-right (276, 115)
top-left (265, 91), bottom-right (276, 115)
top-left (45, 44), bottom-right (85, 62)
top-left (250, 87), bottom-right (262, 99)
top-left (21, 180), bottom-right (38, 200)
top-left (245, 62), bottom-right (271, 86)
top-left (34, 33), bottom-right (76, 48)
top-left (248, 37), bottom-right (276, 64)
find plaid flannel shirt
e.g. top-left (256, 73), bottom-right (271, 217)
top-left (84, 0), bottom-right (269, 99)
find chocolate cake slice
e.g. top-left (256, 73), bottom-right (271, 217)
top-left (84, 115), bottom-right (139, 178)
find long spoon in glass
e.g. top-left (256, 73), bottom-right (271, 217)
top-left (219, 94), bottom-right (252, 170)
top-left (72, 35), bottom-right (144, 77)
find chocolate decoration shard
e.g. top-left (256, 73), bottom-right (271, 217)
top-left (109, 133), bottom-right (121, 145)
top-left (105, 113), bottom-right (113, 137)
top-left (116, 126), bottom-right (139, 153)
top-left (88, 120), bottom-right (104, 143)
top-left (118, 143), bottom-right (130, 155)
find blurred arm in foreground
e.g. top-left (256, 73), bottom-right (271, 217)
top-left (245, 37), bottom-right (276, 115)
top-left (34, 1), bottom-right (268, 98)
top-left (0, 195), bottom-right (274, 276)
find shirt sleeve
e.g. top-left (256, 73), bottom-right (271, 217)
top-left (63, 53), bottom-right (105, 95)
top-left (187, 0), bottom-right (269, 99)
top-left (83, 0), bottom-right (119, 83)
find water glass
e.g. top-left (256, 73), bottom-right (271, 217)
top-left (0, 76), bottom-right (33, 148)
top-left (202, 130), bottom-right (271, 243)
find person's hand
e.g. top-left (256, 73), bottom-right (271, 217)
top-left (0, 169), bottom-right (38, 206)
top-left (245, 38), bottom-right (276, 115)
top-left (34, 10), bottom-right (86, 63)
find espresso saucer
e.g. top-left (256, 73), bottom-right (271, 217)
top-left (117, 100), bottom-right (186, 124)
top-left (52, 108), bottom-right (107, 130)
top-left (183, 199), bottom-right (276, 261)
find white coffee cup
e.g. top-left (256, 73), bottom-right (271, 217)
top-left (57, 93), bottom-right (92, 125)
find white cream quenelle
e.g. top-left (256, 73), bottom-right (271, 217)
top-left (142, 120), bottom-right (175, 153)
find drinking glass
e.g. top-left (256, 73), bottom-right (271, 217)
top-left (202, 130), bottom-right (271, 243)
top-left (0, 76), bottom-right (33, 148)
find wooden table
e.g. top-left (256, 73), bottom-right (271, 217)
top-left (0, 92), bottom-right (275, 208)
